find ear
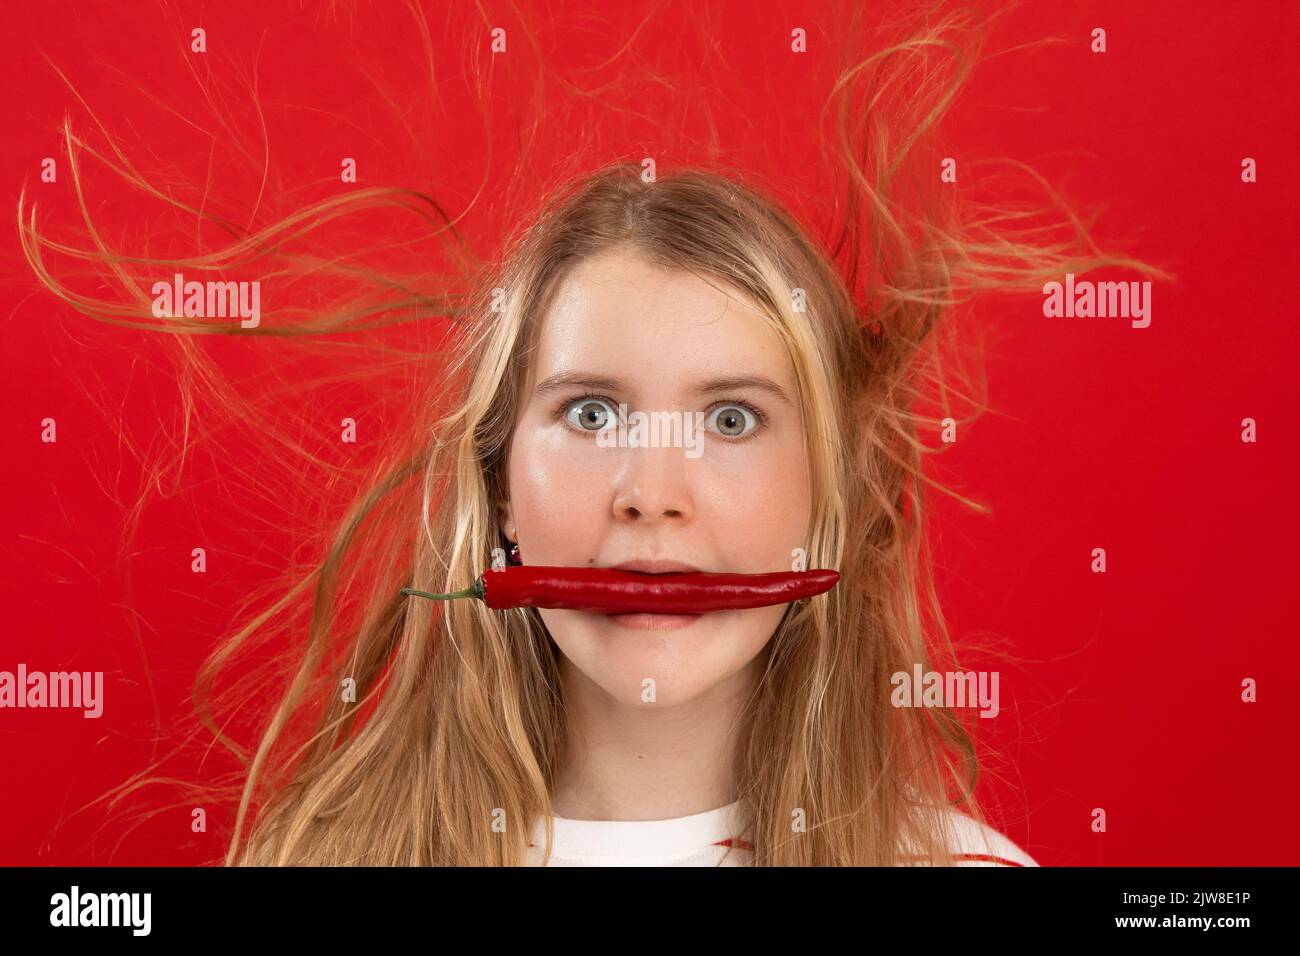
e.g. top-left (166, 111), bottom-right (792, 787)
top-left (496, 499), bottom-right (516, 543)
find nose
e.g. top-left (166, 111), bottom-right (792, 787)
top-left (610, 442), bottom-right (694, 523)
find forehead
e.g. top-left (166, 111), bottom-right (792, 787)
top-left (530, 246), bottom-right (789, 387)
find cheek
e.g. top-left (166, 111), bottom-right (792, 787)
top-left (694, 439), bottom-right (812, 568)
top-left (509, 424), bottom-right (615, 560)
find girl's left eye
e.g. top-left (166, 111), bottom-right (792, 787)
top-left (703, 404), bottom-right (762, 440)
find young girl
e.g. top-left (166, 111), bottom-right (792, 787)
top-left (19, 4), bottom-right (1156, 866)
top-left (414, 176), bottom-right (1043, 868)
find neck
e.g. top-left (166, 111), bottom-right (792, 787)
top-left (549, 653), bottom-right (759, 821)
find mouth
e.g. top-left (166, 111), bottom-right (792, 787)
top-left (603, 610), bottom-right (705, 630)
top-left (602, 560), bottom-right (706, 628)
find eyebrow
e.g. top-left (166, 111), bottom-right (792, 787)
top-left (533, 371), bottom-right (795, 407)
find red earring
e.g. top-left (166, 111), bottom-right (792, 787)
top-left (509, 528), bottom-right (521, 565)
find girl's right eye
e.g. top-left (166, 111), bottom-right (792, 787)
top-left (563, 397), bottom-right (620, 433)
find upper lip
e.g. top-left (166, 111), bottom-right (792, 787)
top-left (609, 559), bottom-right (701, 574)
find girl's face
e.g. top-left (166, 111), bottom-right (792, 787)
top-left (499, 245), bottom-right (812, 706)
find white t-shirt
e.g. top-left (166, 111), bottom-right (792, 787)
top-left (524, 800), bottom-right (1039, 867)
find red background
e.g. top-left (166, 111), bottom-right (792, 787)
top-left (2, 0), bottom-right (1297, 865)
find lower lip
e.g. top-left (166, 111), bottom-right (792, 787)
top-left (604, 612), bottom-right (705, 631)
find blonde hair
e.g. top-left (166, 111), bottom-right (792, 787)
top-left (17, 1), bottom-right (1166, 865)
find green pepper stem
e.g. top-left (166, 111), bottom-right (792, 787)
top-left (400, 585), bottom-right (479, 602)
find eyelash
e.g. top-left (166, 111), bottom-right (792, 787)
top-left (554, 392), bottom-right (769, 443)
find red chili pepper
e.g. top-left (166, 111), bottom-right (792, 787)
top-left (401, 566), bottom-right (839, 614)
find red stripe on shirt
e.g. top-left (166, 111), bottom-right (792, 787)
top-left (950, 853), bottom-right (1025, 866)
top-left (712, 838), bottom-right (754, 851)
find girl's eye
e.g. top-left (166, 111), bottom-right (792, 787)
top-left (564, 397), bottom-right (619, 432)
top-left (705, 404), bottom-right (759, 439)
